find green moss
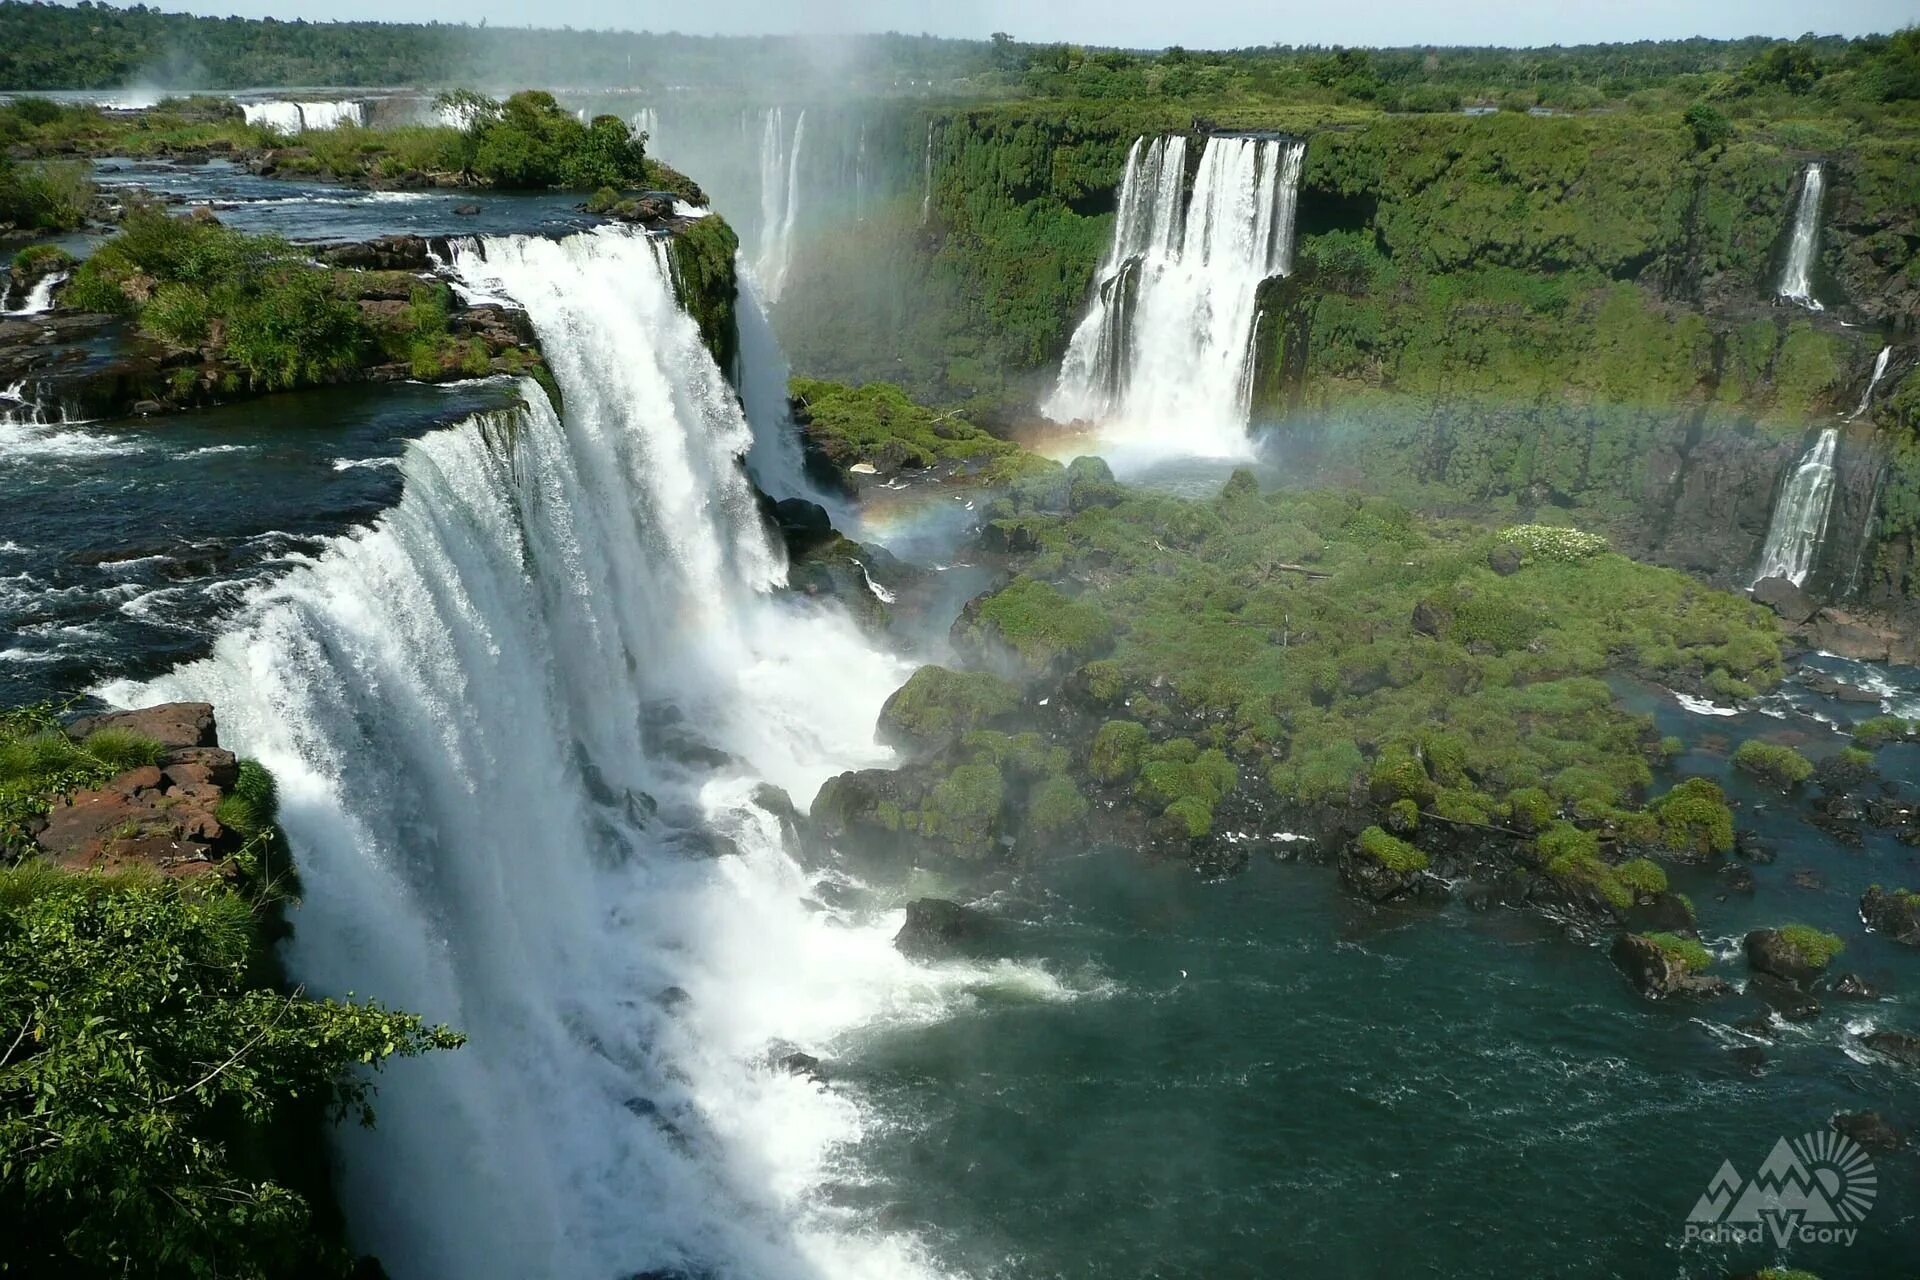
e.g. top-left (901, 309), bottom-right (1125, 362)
top-left (1731, 739), bottom-right (1815, 788)
top-left (960, 577), bottom-right (1115, 674)
top-left (1776, 923), bottom-right (1846, 968)
top-left (1028, 775), bottom-right (1089, 834)
top-left (1089, 719), bottom-right (1150, 784)
top-left (876, 665), bottom-right (1020, 752)
top-left (1616, 858), bottom-right (1670, 897)
top-left (666, 214), bottom-right (740, 372)
top-left (1645, 931), bottom-right (1713, 973)
top-left (1852, 716), bottom-right (1912, 748)
top-left (1162, 795), bottom-right (1215, 840)
top-left (790, 377), bottom-right (1047, 481)
top-left (917, 762), bottom-right (1006, 854)
top-left (1357, 825), bottom-right (1429, 874)
top-left (1649, 777), bottom-right (1734, 856)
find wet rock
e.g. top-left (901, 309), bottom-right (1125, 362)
top-left (1610, 933), bottom-right (1731, 1000)
top-left (1749, 972), bottom-right (1822, 1021)
top-left (68, 701), bottom-right (216, 749)
top-left (1790, 868), bottom-right (1825, 891)
top-left (1860, 1029), bottom-right (1920, 1068)
top-left (1861, 885), bottom-right (1920, 946)
top-left (1752, 576), bottom-right (1818, 625)
top-left (316, 234), bottom-right (434, 272)
top-left (1833, 1110), bottom-right (1906, 1154)
top-left (1800, 670), bottom-right (1882, 703)
top-left (1829, 972), bottom-right (1880, 1000)
top-left (768, 496), bottom-right (835, 557)
top-left (779, 1051), bottom-right (824, 1081)
top-left (1733, 830), bottom-right (1775, 863)
top-left (1744, 927), bottom-right (1837, 986)
top-left (654, 986), bottom-right (691, 1013)
top-left (1728, 1046), bottom-right (1769, 1076)
top-left (1721, 863), bottom-right (1756, 894)
top-left (893, 898), bottom-right (992, 958)
top-left (452, 203), bottom-right (481, 216)
top-left (1733, 1014), bottom-right (1776, 1039)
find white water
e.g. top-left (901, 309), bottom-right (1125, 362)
top-left (1044, 135), bottom-right (1305, 467)
top-left (1777, 162), bottom-right (1824, 310)
top-left (634, 107), bottom-right (661, 146)
top-left (242, 100), bottom-right (365, 134)
top-left (1849, 345), bottom-right (1893, 420)
top-left (734, 257), bottom-right (846, 521)
top-left (103, 227), bottom-right (1032, 1279)
top-left (1753, 427), bottom-right (1839, 587)
top-left (755, 108), bottom-right (808, 304)
top-left (7, 269), bottom-right (66, 315)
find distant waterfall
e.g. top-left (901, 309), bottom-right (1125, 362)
top-left (1777, 162), bottom-right (1825, 311)
top-left (1850, 345), bottom-right (1893, 420)
top-left (4, 269), bottom-right (66, 316)
top-left (1044, 134), bottom-right (1306, 462)
top-left (633, 107), bottom-right (661, 146)
top-left (754, 107), bottom-right (807, 304)
top-left (920, 122), bottom-right (936, 224)
top-left (241, 100), bottom-right (365, 133)
top-left (110, 227), bottom-right (977, 1279)
top-left (1754, 428), bottom-right (1840, 587)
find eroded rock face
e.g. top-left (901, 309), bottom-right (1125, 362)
top-left (36, 751), bottom-right (239, 878)
top-left (68, 702), bottom-right (217, 749)
top-left (1752, 575), bottom-right (1817, 625)
top-left (1609, 933), bottom-right (1731, 1000)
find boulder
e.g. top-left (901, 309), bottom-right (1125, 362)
top-left (1828, 972), bottom-right (1880, 1000)
top-left (893, 898), bottom-right (992, 958)
top-left (1610, 933), bottom-right (1731, 1000)
top-left (1748, 972), bottom-right (1821, 1022)
top-left (1861, 885), bottom-right (1920, 946)
top-left (1800, 671), bottom-right (1882, 703)
top-left (1744, 927), bottom-right (1836, 986)
top-left (779, 1051), bottom-right (824, 1081)
top-left (1487, 544), bottom-right (1524, 576)
top-left (67, 702), bottom-right (216, 749)
top-left (317, 234), bottom-right (434, 272)
top-left (1860, 1029), bottom-right (1920, 1068)
top-left (1410, 598), bottom-right (1451, 638)
top-left (34, 762), bottom-right (226, 878)
top-left (1832, 1110), bottom-right (1906, 1154)
top-left (1337, 845), bottom-right (1432, 904)
top-left (768, 497), bottom-right (835, 556)
top-left (1752, 575), bottom-right (1818, 624)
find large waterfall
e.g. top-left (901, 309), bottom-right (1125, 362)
top-left (241, 100), bottom-right (366, 133)
top-left (1777, 162), bottom-right (1825, 310)
top-left (1044, 134), bottom-right (1306, 462)
top-left (755, 107), bottom-right (808, 304)
top-left (105, 227), bottom-right (990, 1279)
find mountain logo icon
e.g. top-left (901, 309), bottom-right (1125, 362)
top-left (1685, 1130), bottom-right (1876, 1245)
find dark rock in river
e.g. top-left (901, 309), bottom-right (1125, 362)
top-left (1860, 1029), bottom-right (1920, 1068)
top-left (1833, 1110), bottom-right (1907, 1153)
top-left (1861, 885), bottom-right (1920, 946)
top-left (1720, 863), bottom-right (1756, 894)
top-left (1610, 933), bottom-right (1731, 1000)
top-left (768, 497), bottom-right (836, 556)
top-left (1752, 575), bottom-right (1818, 624)
top-left (1748, 972), bottom-right (1822, 1022)
top-left (1744, 927), bottom-right (1837, 986)
top-left (894, 898), bottom-right (993, 957)
top-left (1828, 972), bottom-right (1880, 1000)
top-left (1800, 670), bottom-right (1882, 703)
top-left (1733, 829), bottom-right (1775, 863)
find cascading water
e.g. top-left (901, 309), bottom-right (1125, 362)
top-left (1777, 162), bottom-right (1824, 310)
top-left (1043, 134), bottom-right (1305, 464)
top-left (1850, 344), bottom-right (1893, 420)
top-left (3, 269), bottom-right (66, 316)
top-left (241, 100), bottom-right (366, 133)
top-left (920, 122), bottom-right (935, 224)
top-left (1753, 427), bottom-right (1839, 587)
top-left (103, 226), bottom-right (1008, 1279)
top-left (755, 107), bottom-right (807, 304)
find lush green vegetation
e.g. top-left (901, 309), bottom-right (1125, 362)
top-left (790, 377), bottom-right (1055, 483)
top-left (877, 666), bottom-right (1021, 753)
top-left (62, 205), bottom-right (486, 392)
top-left (0, 154), bottom-right (91, 232)
top-left (1731, 739), bottom-right (1816, 788)
top-left (1356, 825), bottom-right (1427, 874)
top-left (0, 705), bottom-right (463, 1277)
top-left (667, 215), bottom-right (740, 375)
top-left (1774, 923), bottom-right (1847, 967)
top-left (1644, 930), bottom-right (1714, 973)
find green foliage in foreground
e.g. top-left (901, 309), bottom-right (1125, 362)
top-left (1731, 739), bottom-right (1815, 788)
top-left (983, 470), bottom-right (1778, 848)
top-left (790, 377), bottom-right (1055, 484)
top-left (0, 863), bottom-right (464, 1278)
top-left (1357, 825), bottom-right (1428, 873)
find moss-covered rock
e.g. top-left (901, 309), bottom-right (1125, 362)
top-left (665, 214), bottom-right (739, 373)
top-left (875, 665), bottom-right (1021, 756)
top-left (1745, 924), bottom-right (1846, 986)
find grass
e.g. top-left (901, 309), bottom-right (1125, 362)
top-left (0, 704), bottom-right (164, 858)
top-left (1776, 923), bottom-right (1846, 967)
top-left (791, 377), bottom-right (1056, 483)
top-left (1731, 739), bottom-right (1815, 788)
top-left (1645, 931), bottom-right (1714, 973)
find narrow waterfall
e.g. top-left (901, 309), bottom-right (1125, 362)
top-left (6, 269), bottom-right (67, 316)
top-left (1777, 162), bottom-right (1825, 311)
top-left (634, 106), bottom-right (661, 145)
top-left (920, 122), bottom-right (935, 224)
top-left (1043, 134), bottom-right (1306, 461)
top-left (1850, 344), bottom-right (1893, 420)
top-left (1753, 427), bottom-right (1840, 586)
top-left (106, 227), bottom-right (982, 1280)
top-left (755, 107), bottom-right (807, 304)
top-left (734, 254), bottom-right (844, 517)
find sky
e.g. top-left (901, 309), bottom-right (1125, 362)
top-left (86, 0), bottom-right (1918, 47)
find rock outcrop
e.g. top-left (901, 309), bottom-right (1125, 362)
top-left (1610, 933), bottom-right (1731, 1000)
top-left (1861, 885), bottom-right (1920, 946)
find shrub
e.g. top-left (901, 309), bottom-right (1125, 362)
top-left (1089, 720), bottom-right (1150, 784)
top-left (1853, 716), bottom-right (1911, 749)
top-left (1731, 740), bottom-right (1814, 788)
top-left (1357, 825), bottom-right (1428, 873)
top-left (1495, 524), bottom-right (1609, 563)
top-left (1649, 778), bottom-right (1734, 856)
top-left (1615, 857), bottom-right (1669, 897)
top-left (1776, 923), bottom-right (1845, 968)
top-left (877, 665), bottom-right (1020, 752)
top-left (1027, 775), bottom-right (1089, 834)
top-left (1162, 794), bottom-right (1214, 839)
top-left (1646, 931), bottom-right (1714, 973)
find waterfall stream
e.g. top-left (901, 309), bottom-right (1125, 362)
top-left (1044, 134), bottom-right (1305, 465)
top-left (1777, 162), bottom-right (1825, 310)
top-left (755, 108), bottom-right (808, 304)
top-left (1753, 428), bottom-right (1840, 587)
top-left (241, 100), bottom-right (366, 133)
top-left (104, 227), bottom-right (998, 1279)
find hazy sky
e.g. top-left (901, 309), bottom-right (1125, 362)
top-left (112, 0), bottom-right (1915, 47)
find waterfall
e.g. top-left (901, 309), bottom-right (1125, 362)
top-left (242, 100), bottom-right (366, 133)
top-left (1777, 162), bottom-right (1825, 311)
top-left (735, 255), bottom-right (844, 517)
top-left (920, 122), bottom-right (935, 224)
top-left (105, 227), bottom-right (984, 1279)
top-left (1850, 345), bottom-right (1893, 420)
top-left (1753, 427), bottom-right (1840, 587)
top-left (754, 108), bottom-right (807, 304)
top-left (634, 107), bottom-right (661, 147)
top-left (1043, 134), bottom-right (1305, 463)
top-left (6, 269), bottom-right (66, 316)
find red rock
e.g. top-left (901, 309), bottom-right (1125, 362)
top-left (68, 702), bottom-right (217, 749)
top-left (162, 747), bottom-right (238, 789)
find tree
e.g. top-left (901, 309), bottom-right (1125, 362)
top-left (1683, 100), bottom-right (1732, 151)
